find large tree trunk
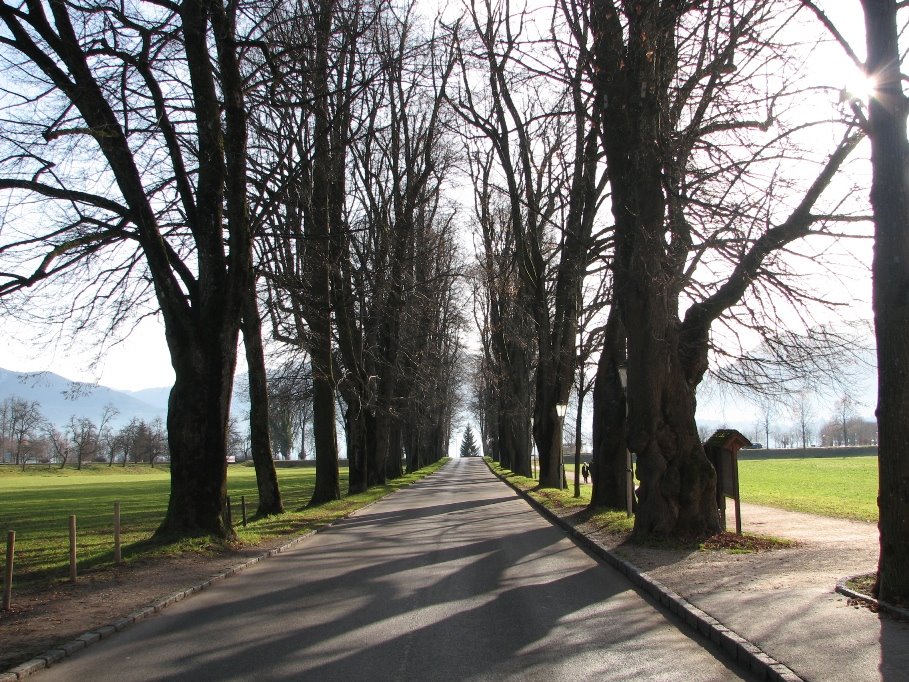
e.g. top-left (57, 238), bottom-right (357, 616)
top-left (305, 0), bottom-right (341, 506)
top-left (155, 0), bottom-right (252, 539)
top-left (618, 246), bottom-right (721, 538)
top-left (385, 419), bottom-right (403, 479)
top-left (629, 328), bottom-right (719, 538)
top-left (160, 333), bottom-right (238, 538)
top-left (590, 306), bottom-right (628, 508)
top-left (309, 369), bottom-right (340, 504)
top-left (592, 1), bottom-right (720, 539)
top-left (533, 361), bottom-right (566, 489)
top-left (241, 281), bottom-right (283, 516)
top-left (862, 0), bottom-right (909, 604)
top-left (344, 394), bottom-right (369, 494)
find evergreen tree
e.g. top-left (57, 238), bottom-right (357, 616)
top-left (460, 426), bottom-right (481, 458)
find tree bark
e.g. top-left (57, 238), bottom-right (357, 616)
top-left (305, 0), bottom-right (342, 506)
top-left (861, 0), bottom-right (909, 604)
top-left (162, 330), bottom-right (237, 538)
top-left (241, 280), bottom-right (283, 516)
top-left (590, 306), bottom-right (628, 508)
top-left (385, 419), bottom-right (403, 479)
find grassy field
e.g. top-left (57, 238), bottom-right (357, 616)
top-left (738, 456), bottom-right (877, 522)
top-left (544, 457), bottom-right (876, 523)
top-left (0, 460), bottom-right (447, 587)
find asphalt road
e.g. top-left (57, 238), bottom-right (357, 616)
top-left (34, 458), bottom-right (751, 681)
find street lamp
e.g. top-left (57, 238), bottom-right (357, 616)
top-left (617, 362), bottom-right (633, 517)
top-left (555, 402), bottom-right (568, 489)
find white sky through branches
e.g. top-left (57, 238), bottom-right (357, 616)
top-left (0, 1), bottom-right (873, 409)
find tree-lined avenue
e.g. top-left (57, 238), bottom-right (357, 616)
top-left (33, 459), bottom-right (747, 681)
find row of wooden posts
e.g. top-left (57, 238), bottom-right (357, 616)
top-left (1, 496), bottom-right (251, 611)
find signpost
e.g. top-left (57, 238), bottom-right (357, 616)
top-left (704, 429), bottom-right (751, 535)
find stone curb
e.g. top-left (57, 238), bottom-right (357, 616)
top-left (835, 576), bottom-right (909, 621)
top-left (487, 462), bottom-right (804, 682)
top-left (0, 469), bottom-right (436, 680)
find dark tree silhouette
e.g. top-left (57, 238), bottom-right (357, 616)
top-left (460, 426), bottom-right (481, 458)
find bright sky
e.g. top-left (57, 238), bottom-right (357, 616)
top-left (1, 314), bottom-right (174, 391)
top-left (0, 1), bottom-right (872, 394)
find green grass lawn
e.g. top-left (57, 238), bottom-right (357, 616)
top-left (0, 460), bottom-right (446, 587)
top-left (503, 455), bottom-right (877, 524)
top-left (738, 456), bottom-right (878, 523)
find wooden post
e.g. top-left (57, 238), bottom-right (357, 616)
top-left (3, 530), bottom-right (14, 611)
top-left (625, 450), bottom-right (634, 518)
top-left (241, 496), bottom-right (247, 527)
top-left (226, 496), bottom-right (233, 528)
top-left (733, 458), bottom-right (743, 536)
top-left (114, 501), bottom-right (122, 564)
top-left (69, 515), bottom-right (77, 583)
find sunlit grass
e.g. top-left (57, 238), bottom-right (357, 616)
top-left (0, 459), bottom-right (448, 587)
top-left (485, 458), bottom-right (633, 534)
top-left (489, 454), bottom-right (875, 542)
top-left (739, 456), bottom-right (877, 522)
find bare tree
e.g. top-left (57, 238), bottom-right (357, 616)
top-left (1, 397), bottom-right (46, 466)
top-left (753, 397), bottom-right (775, 449)
top-left (833, 394), bottom-right (860, 446)
top-left (467, 151), bottom-right (535, 475)
top-left (0, 0), bottom-right (256, 538)
top-left (588, 1), bottom-right (864, 538)
top-left (789, 390), bottom-right (815, 452)
top-left (452, 0), bottom-right (607, 487)
top-left (46, 426), bottom-right (71, 468)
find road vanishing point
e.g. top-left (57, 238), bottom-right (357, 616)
top-left (32, 458), bottom-right (754, 681)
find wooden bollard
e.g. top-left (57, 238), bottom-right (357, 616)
top-left (3, 530), bottom-right (13, 611)
top-left (114, 501), bottom-right (122, 564)
top-left (69, 514), bottom-right (77, 582)
top-left (241, 496), bottom-right (248, 527)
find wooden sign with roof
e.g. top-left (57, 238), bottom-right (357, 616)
top-left (704, 429), bottom-right (751, 535)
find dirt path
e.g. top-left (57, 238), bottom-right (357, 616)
top-left (737, 501), bottom-right (878, 545)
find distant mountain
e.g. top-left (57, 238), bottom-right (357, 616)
top-left (122, 386), bottom-right (172, 412)
top-left (0, 367), bottom-right (165, 429)
top-left (0, 367), bottom-right (251, 431)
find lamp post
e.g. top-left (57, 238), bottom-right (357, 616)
top-left (616, 364), bottom-right (633, 517)
top-left (555, 402), bottom-right (568, 489)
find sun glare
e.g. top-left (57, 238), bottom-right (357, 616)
top-left (841, 67), bottom-right (876, 103)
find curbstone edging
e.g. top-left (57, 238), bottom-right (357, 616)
top-left (835, 576), bottom-right (909, 621)
top-left (486, 460), bottom-right (805, 682)
top-left (95, 625), bottom-right (116, 639)
top-left (39, 650), bottom-right (65, 666)
top-left (75, 632), bottom-right (100, 645)
top-left (58, 640), bottom-right (85, 656)
top-left (8, 659), bottom-right (46, 678)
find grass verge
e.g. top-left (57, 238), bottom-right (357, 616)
top-left (485, 458), bottom-right (788, 553)
top-left (0, 459), bottom-right (448, 588)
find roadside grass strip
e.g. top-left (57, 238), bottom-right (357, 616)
top-left (0, 460), bottom-right (448, 588)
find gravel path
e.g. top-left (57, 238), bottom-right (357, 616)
top-left (595, 502), bottom-right (908, 681)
